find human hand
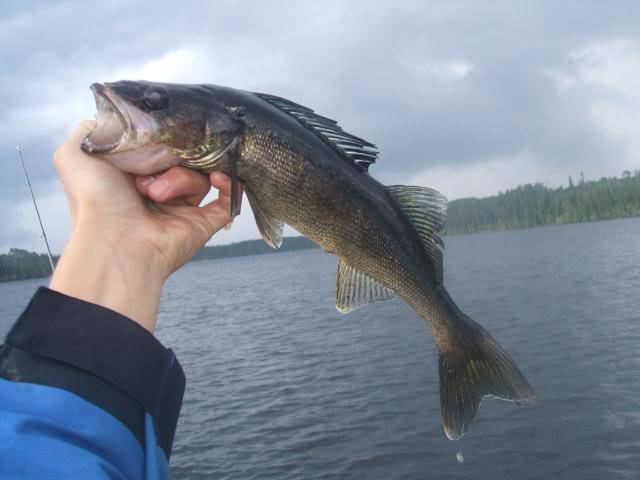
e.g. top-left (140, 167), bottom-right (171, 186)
top-left (50, 120), bottom-right (241, 331)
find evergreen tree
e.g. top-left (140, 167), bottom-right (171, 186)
top-left (0, 249), bottom-right (58, 282)
top-left (447, 170), bottom-right (640, 235)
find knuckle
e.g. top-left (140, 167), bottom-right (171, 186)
top-left (163, 167), bottom-right (188, 189)
top-left (176, 168), bottom-right (195, 187)
top-left (178, 168), bottom-right (209, 194)
top-left (206, 203), bottom-right (230, 222)
top-left (53, 145), bottom-right (66, 170)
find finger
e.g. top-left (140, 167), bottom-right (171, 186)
top-left (210, 172), bottom-right (233, 197)
top-left (143, 166), bottom-right (211, 206)
top-left (210, 171), bottom-right (243, 213)
top-left (135, 174), bottom-right (157, 196)
top-left (53, 120), bottom-right (97, 171)
top-left (159, 196), bottom-right (232, 240)
top-left (68, 119), bottom-right (97, 145)
top-left (199, 196), bottom-right (234, 236)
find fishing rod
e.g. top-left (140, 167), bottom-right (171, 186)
top-left (15, 146), bottom-right (55, 273)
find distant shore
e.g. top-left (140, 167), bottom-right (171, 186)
top-left (0, 238), bottom-right (321, 283)
top-left (4, 170), bottom-right (639, 282)
top-left (446, 171), bottom-right (640, 235)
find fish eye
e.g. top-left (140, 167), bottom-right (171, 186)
top-left (143, 86), bottom-right (169, 110)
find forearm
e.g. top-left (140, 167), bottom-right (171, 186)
top-left (0, 123), bottom-right (230, 479)
top-left (50, 222), bottom-right (166, 332)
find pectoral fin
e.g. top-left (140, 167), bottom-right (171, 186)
top-left (245, 188), bottom-right (284, 248)
top-left (336, 258), bottom-right (395, 313)
top-left (229, 153), bottom-right (243, 218)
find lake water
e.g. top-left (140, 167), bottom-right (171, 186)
top-left (1, 218), bottom-right (639, 479)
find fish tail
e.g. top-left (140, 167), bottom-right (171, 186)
top-left (435, 286), bottom-right (536, 440)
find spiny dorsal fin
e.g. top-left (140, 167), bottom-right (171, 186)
top-left (336, 258), bottom-right (395, 313)
top-left (245, 187), bottom-right (284, 248)
top-left (386, 185), bottom-right (447, 283)
top-left (255, 92), bottom-right (379, 172)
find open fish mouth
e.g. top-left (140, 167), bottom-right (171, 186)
top-left (81, 83), bottom-right (132, 154)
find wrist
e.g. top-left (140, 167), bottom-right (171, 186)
top-left (50, 220), bottom-right (168, 332)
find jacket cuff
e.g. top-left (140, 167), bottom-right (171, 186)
top-left (2, 286), bottom-right (185, 458)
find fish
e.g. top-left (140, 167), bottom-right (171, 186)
top-left (81, 80), bottom-right (536, 440)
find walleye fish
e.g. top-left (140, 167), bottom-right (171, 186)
top-left (82, 81), bottom-right (535, 439)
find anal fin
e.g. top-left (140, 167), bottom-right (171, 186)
top-left (229, 153), bottom-right (242, 218)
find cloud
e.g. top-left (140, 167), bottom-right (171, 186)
top-left (2, 1), bottom-right (640, 253)
top-left (408, 149), bottom-right (564, 200)
top-left (443, 61), bottom-right (474, 78)
top-left (544, 70), bottom-right (576, 90)
top-left (4, 179), bottom-right (71, 254)
top-left (544, 39), bottom-right (640, 178)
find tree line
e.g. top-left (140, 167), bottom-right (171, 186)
top-left (0, 248), bottom-right (58, 282)
top-left (192, 236), bottom-right (318, 261)
top-left (446, 170), bottom-right (640, 235)
top-left (0, 237), bottom-right (319, 282)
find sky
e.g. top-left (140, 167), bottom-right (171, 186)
top-left (2, 0), bottom-right (640, 253)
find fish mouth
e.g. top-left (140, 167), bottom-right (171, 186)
top-left (81, 83), bottom-right (135, 154)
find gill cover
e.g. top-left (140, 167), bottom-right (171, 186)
top-left (179, 106), bottom-right (247, 217)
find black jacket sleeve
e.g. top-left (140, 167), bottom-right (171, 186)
top-left (0, 286), bottom-right (185, 459)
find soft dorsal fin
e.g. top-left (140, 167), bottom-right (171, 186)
top-left (245, 188), bottom-right (284, 248)
top-left (336, 258), bottom-right (395, 313)
top-left (386, 185), bottom-right (447, 283)
top-left (255, 92), bottom-right (379, 171)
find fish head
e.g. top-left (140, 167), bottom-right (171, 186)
top-left (81, 81), bottom-right (243, 175)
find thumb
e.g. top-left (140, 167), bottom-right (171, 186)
top-left (70, 119), bottom-right (97, 143)
top-left (53, 120), bottom-right (97, 172)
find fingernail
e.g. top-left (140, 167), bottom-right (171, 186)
top-left (138, 175), bottom-right (156, 188)
top-left (223, 219), bottom-right (234, 230)
top-left (149, 179), bottom-right (171, 198)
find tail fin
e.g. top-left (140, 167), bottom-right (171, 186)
top-left (438, 311), bottom-right (535, 440)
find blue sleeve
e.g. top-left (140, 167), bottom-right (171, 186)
top-left (0, 288), bottom-right (185, 479)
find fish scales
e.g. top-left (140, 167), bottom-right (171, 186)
top-left (240, 126), bottom-right (438, 319)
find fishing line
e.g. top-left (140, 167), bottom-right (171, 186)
top-left (15, 146), bottom-right (55, 273)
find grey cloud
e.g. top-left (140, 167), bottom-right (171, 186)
top-left (1, 0), bottom-right (640, 251)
